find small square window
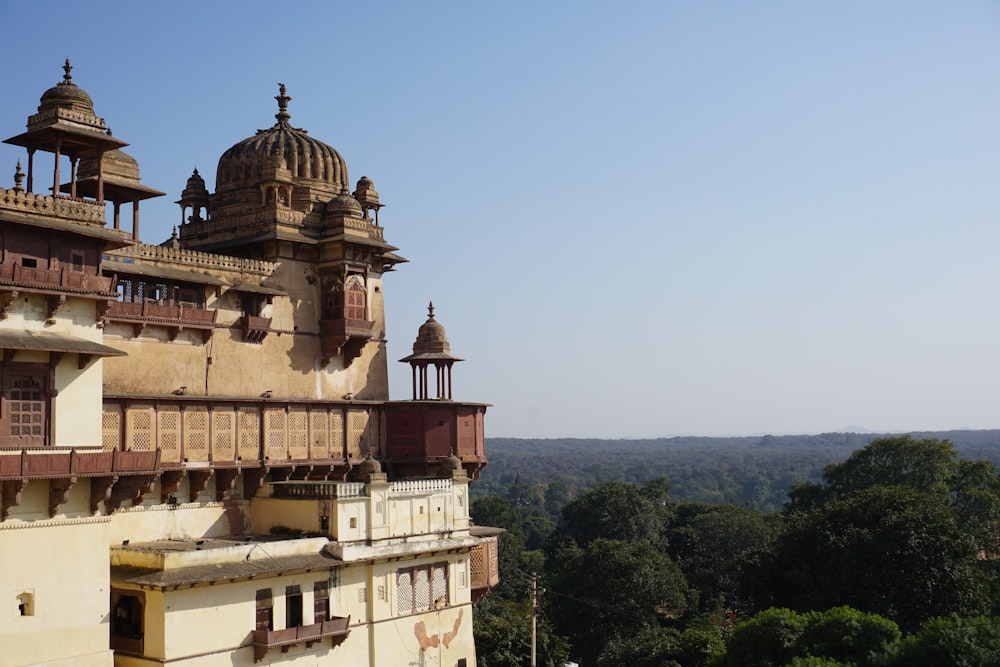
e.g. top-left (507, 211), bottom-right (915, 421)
top-left (349, 517), bottom-right (357, 529)
top-left (17, 592), bottom-right (34, 617)
top-left (70, 252), bottom-right (85, 273)
top-left (20, 258), bottom-right (37, 268)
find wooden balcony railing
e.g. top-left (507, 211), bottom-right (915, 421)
top-left (106, 301), bottom-right (217, 325)
top-left (241, 315), bottom-right (272, 344)
top-left (105, 302), bottom-right (218, 341)
top-left (252, 616), bottom-right (350, 663)
top-left (0, 262), bottom-right (115, 294)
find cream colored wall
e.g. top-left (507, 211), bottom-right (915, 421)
top-left (368, 555), bottom-right (477, 667)
top-left (251, 479), bottom-right (469, 543)
top-left (0, 519), bottom-right (113, 667)
top-left (107, 554), bottom-right (477, 667)
top-left (107, 502), bottom-right (235, 546)
top-left (249, 498), bottom-right (325, 536)
top-left (155, 571), bottom-right (349, 664)
top-left (100, 264), bottom-right (390, 402)
top-left (0, 296), bottom-right (106, 447)
top-left (371, 605), bottom-right (477, 667)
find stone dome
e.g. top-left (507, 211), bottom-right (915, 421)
top-left (78, 149), bottom-right (138, 181)
top-left (181, 168), bottom-right (209, 202)
top-left (412, 302), bottom-right (452, 356)
top-left (215, 84), bottom-right (348, 196)
top-left (327, 188), bottom-right (363, 216)
top-left (357, 457), bottom-right (382, 476)
top-left (39, 59), bottom-right (95, 114)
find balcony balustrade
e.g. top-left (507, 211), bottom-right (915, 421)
top-left (0, 261), bottom-right (115, 294)
top-left (241, 315), bottom-right (272, 344)
top-left (252, 616), bottom-right (350, 663)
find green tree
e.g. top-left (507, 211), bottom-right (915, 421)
top-left (548, 538), bottom-right (688, 665)
top-left (886, 615), bottom-right (1000, 667)
top-left (596, 625), bottom-right (724, 667)
top-left (712, 607), bottom-right (899, 667)
top-left (773, 436), bottom-right (1000, 630)
top-left (712, 607), bottom-right (807, 667)
top-left (474, 595), bottom-right (570, 667)
top-left (669, 503), bottom-right (776, 614)
top-left (794, 607), bottom-right (900, 666)
top-left (548, 479), bottom-right (674, 553)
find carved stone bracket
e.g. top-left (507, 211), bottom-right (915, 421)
top-left (215, 468), bottom-right (239, 501)
top-left (48, 351), bottom-right (65, 370)
top-left (0, 290), bottom-right (18, 319)
top-left (90, 476), bottom-right (118, 514)
top-left (97, 299), bottom-right (115, 328)
top-left (306, 464), bottom-right (333, 481)
top-left (1, 479), bottom-right (28, 521)
top-left (188, 470), bottom-right (213, 502)
top-left (48, 476), bottom-right (77, 517)
top-left (105, 475), bottom-right (155, 513)
top-left (243, 467), bottom-right (269, 499)
top-left (46, 294), bottom-right (66, 321)
top-left (290, 465), bottom-right (314, 481)
top-left (159, 469), bottom-right (184, 504)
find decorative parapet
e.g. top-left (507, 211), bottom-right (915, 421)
top-left (110, 242), bottom-right (275, 274)
top-left (273, 481), bottom-right (365, 499)
top-left (0, 187), bottom-right (107, 225)
top-left (183, 208), bottom-right (309, 238)
top-left (27, 107), bottom-right (107, 133)
top-left (343, 216), bottom-right (384, 241)
top-left (269, 479), bottom-right (454, 499)
top-left (389, 478), bottom-right (453, 495)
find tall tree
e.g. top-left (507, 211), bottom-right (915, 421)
top-left (772, 436), bottom-right (1000, 630)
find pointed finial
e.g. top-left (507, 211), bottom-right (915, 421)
top-left (275, 82), bottom-right (292, 126)
top-left (62, 58), bottom-right (73, 83)
top-left (192, 166), bottom-right (199, 176)
top-left (427, 301), bottom-right (435, 319)
top-left (13, 161), bottom-right (25, 193)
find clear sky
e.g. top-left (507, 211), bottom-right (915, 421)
top-left (2, 1), bottom-right (1000, 439)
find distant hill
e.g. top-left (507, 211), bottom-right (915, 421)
top-left (476, 430), bottom-right (1000, 512)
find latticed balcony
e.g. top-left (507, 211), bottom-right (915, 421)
top-left (469, 528), bottom-right (501, 603)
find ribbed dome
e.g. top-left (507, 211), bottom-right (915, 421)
top-left (412, 303), bottom-right (452, 356)
top-left (39, 59), bottom-right (95, 114)
top-left (215, 84), bottom-right (348, 194)
top-left (181, 168), bottom-right (209, 201)
top-left (78, 149), bottom-right (138, 181)
top-left (327, 188), bottom-right (363, 216)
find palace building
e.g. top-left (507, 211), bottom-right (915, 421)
top-left (0, 61), bottom-right (497, 667)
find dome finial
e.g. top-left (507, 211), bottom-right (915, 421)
top-left (62, 58), bottom-right (73, 83)
top-left (13, 161), bottom-right (25, 193)
top-left (275, 82), bottom-right (292, 126)
top-left (427, 301), bottom-right (435, 320)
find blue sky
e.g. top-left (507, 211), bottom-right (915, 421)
top-left (3, 2), bottom-right (1000, 438)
